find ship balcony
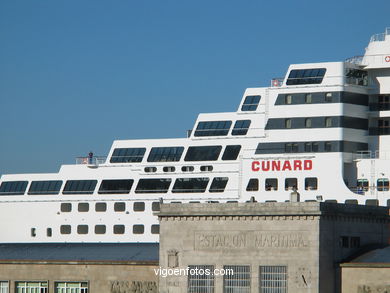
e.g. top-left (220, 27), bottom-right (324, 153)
top-left (76, 156), bottom-right (107, 166)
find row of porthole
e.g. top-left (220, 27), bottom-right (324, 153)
top-left (60, 202), bottom-right (160, 213)
top-left (144, 165), bottom-right (213, 173)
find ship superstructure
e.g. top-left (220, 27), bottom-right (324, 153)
top-left (1, 29), bottom-right (390, 243)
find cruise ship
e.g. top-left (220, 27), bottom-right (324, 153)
top-left (1, 29), bottom-right (390, 243)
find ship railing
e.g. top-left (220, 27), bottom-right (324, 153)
top-left (76, 156), bottom-right (107, 165)
top-left (370, 28), bottom-right (390, 42)
top-left (345, 55), bottom-right (364, 65)
top-left (354, 150), bottom-right (390, 160)
top-left (270, 78), bottom-right (284, 87)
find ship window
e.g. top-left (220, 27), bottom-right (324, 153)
top-left (312, 142), bottom-right (319, 152)
top-left (194, 121), bottom-right (232, 137)
top-left (78, 202), bottom-right (89, 212)
top-left (133, 202), bottom-right (145, 212)
top-left (246, 179), bottom-right (259, 191)
top-left (285, 119), bottom-right (292, 128)
top-left (62, 180), bottom-right (97, 195)
top-left (200, 165), bottom-right (213, 172)
top-left (110, 147), bottom-right (146, 163)
top-left (209, 177), bottom-right (228, 193)
top-left (77, 225), bottom-right (88, 234)
top-left (222, 145), bottom-right (241, 161)
top-left (151, 224), bottom-right (160, 234)
top-left (133, 224), bottom-right (144, 234)
top-left (305, 118), bottom-right (312, 128)
top-left (305, 93), bottom-right (312, 103)
top-left (151, 202), bottom-right (160, 211)
top-left (285, 178), bottom-right (298, 190)
top-left (285, 95), bottom-right (292, 104)
top-left (144, 167), bottom-right (157, 173)
top-left (147, 147), bottom-right (184, 162)
top-left (241, 95), bottom-right (260, 111)
top-left (304, 142), bottom-right (312, 152)
top-left (98, 179), bottom-right (133, 194)
top-left (232, 120), bottom-right (251, 135)
top-left (113, 225), bottom-right (125, 234)
top-left (47, 228), bottom-right (52, 237)
top-left (95, 202), bottom-right (107, 212)
top-left (114, 202), bottom-right (126, 212)
top-left (325, 92), bottom-right (333, 102)
top-left (181, 166), bottom-right (194, 172)
top-left (95, 225), bottom-right (106, 234)
top-left (28, 180), bottom-right (62, 195)
top-left (172, 178), bottom-right (209, 193)
top-left (135, 179), bottom-right (171, 193)
top-left (377, 178), bottom-right (389, 191)
top-left (285, 143), bottom-right (298, 153)
top-left (0, 181), bottom-right (28, 195)
top-left (163, 166), bottom-right (176, 172)
top-left (265, 178), bottom-right (278, 191)
top-left (324, 142), bottom-right (332, 152)
top-left (286, 68), bottom-right (326, 85)
top-left (305, 177), bottom-right (318, 190)
top-left (357, 179), bottom-right (369, 192)
top-left (60, 225), bottom-right (71, 234)
top-left (31, 228), bottom-right (36, 237)
top-left (61, 203), bottom-right (72, 212)
top-left (184, 146), bottom-right (222, 161)
top-left (325, 117), bottom-right (333, 127)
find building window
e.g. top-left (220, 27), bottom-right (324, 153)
top-left (340, 236), bottom-right (349, 248)
top-left (377, 178), bottom-right (389, 191)
top-left (133, 202), bottom-right (145, 212)
top-left (285, 119), bottom-right (292, 128)
top-left (305, 93), bottom-right (312, 103)
top-left (163, 166), bottom-right (175, 172)
top-left (350, 237), bottom-right (360, 248)
top-left (200, 165), bottom-right (213, 172)
top-left (95, 202), bottom-right (107, 212)
top-left (61, 203), bottom-right (72, 212)
top-left (95, 225), bottom-right (106, 234)
top-left (151, 224), bottom-right (160, 235)
top-left (15, 282), bottom-right (48, 293)
top-left (0, 181), bottom-right (28, 195)
top-left (148, 147), bottom-right (184, 162)
top-left (188, 265), bottom-right (215, 293)
top-left (324, 142), bottom-right (332, 152)
top-left (135, 179), bottom-right (171, 193)
top-left (114, 202), bottom-right (126, 212)
top-left (133, 224), bottom-right (144, 234)
top-left (184, 146), bottom-right (222, 162)
top-left (110, 147), bottom-right (146, 163)
top-left (152, 202), bottom-right (160, 211)
top-left (285, 95), bottom-right (292, 104)
top-left (182, 166), bottom-right (194, 172)
top-left (265, 178), bottom-right (278, 191)
top-left (222, 145), bottom-right (241, 161)
top-left (325, 92), bottom-right (333, 102)
top-left (209, 177), bottom-right (228, 193)
top-left (241, 95), bottom-right (260, 111)
top-left (223, 265), bottom-right (250, 293)
top-left (194, 121), bottom-right (232, 137)
top-left (325, 117), bottom-right (332, 127)
top-left (98, 179), bottom-right (133, 194)
top-left (285, 178), bottom-right (298, 191)
top-left (145, 167), bottom-right (157, 173)
top-left (47, 228), bottom-right (52, 237)
top-left (305, 118), bottom-right (312, 128)
top-left (60, 225), bottom-right (71, 234)
top-left (305, 177), bottom-right (318, 190)
top-left (246, 179), bottom-right (259, 191)
top-left (55, 282), bottom-right (88, 293)
top-left (63, 180), bottom-right (97, 195)
top-left (259, 266), bottom-right (287, 293)
top-left (77, 225), bottom-right (88, 234)
top-left (232, 120), bottom-right (251, 136)
top-left (113, 225), bottom-right (125, 234)
top-left (28, 180), bottom-right (63, 195)
top-left (0, 281), bottom-right (9, 293)
top-left (172, 178), bottom-right (209, 193)
top-left (78, 202), bottom-right (89, 212)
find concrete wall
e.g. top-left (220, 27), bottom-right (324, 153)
top-left (341, 266), bottom-right (390, 293)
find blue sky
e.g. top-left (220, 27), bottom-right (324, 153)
top-left (0, 0), bottom-right (389, 176)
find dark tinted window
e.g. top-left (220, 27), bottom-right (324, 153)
top-left (0, 181), bottom-right (28, 195)
top-left (61, 203), bottom-right (72, 212)
top-left (222, 145), bottom-right (241, 160)
top-left (147, 147), bottom-right (184, 162)
top-left (114, 202), bottom-right (126, 212)
top-left (95, 225), bottom-right (106, 234)
top-left (305, 177), bottom-right (318, 190)
top-left (60, 225), bottom-right (71, 234)
top-left (286, 68), bottom-right (326, 85)
top-left (172, 178), bottom-right (209, 193)
top-left (182, 166), bottom-right (194, 172)
top-left (133, 202), bottom-right (145, 211)
top-left (77, 225), bottom-right (88, 234)
top-left (98, 179), bottom-right (133, 194)
top-left (28, 180), bottom-right (62, 195)
top-left (151, 224), bottom-right (160, 234)
top-left (110, 148), bottom-right (146, 163)
top-left (241, 95), bottom-right (260, 111)
top-left (63, 180), bottom-right (97, 195)
top-left (113, 225), bottom-right (125, 234)
top-left (151, 202), bottom-right (160, 211)
top-left (209, 177), bottom-right (228, 193)
top-left (135, 179), bottom-right (171, 193)
top-left (285, 178), bottom-right (298, 190)
top-left (265, 178), bottom-right (278, 191)
top-left (246, 179), bottom-right (258, 191)
top-left (78, 202), bottom-right (89, 212)
top-left (232, 120), bottom-right (251, 135)
top-left (95, 202), bottom-right (107, 212)
top-left (133, 224), bottom-right (144, 234)
top-left (194, 121), bottom-right (232, 137)
top-left (184, 146), bottom-right (222, 161)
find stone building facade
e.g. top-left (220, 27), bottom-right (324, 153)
top-left (157, 202), bottom-right (389, 293)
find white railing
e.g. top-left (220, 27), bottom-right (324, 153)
top-left (354, 150), bottom-right (390, 160)
top-left (370, 27), bottom-right (390, 43)
top-left (345, 55), bottom-right (364, 65)
top-left (76, 156), bottom-right (107, 165)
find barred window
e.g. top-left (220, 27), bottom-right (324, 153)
top-left (0, 281), bottom-right (9, 293)
top-left (259, 266), bottom-right (287, 293)
top-left (232, 120), bottom-right (251, 135)
top-left (241, 95), bottom-right (260, 111)
top-left (0, 181), bottom-right (28, 195)
top-left (148, 147), bottom-right (184, 162)
top-left (28, 180), bottom-right (62, 195)
top-left (55, 282), bottom-right (88, 293)
top-left (15, 282), bottom-right (48, 293)
top-left (223, 265), bottom-right (250, 293)
top-left (110, 147), bottom-right (146, 163)
top-left (188, 265), bottom-right (215, 293)
top-left (194, 121), bottom-right (232, 137)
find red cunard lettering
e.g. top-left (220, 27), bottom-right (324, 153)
top-left (252, 161), bottom-right (260, 171)
top-left (304, 160), bottom-right (312, 170)
top-left (293, 160), bottom-right (302, 170)
top-left (271, 161), bottom-right (280, 171)
top-left (282, 161), bottom-right (292, 171)
top-left (252, 159), bottom-right (313, 171)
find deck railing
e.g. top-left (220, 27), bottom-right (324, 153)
top-left (76, 156), bottom-right (107, 165)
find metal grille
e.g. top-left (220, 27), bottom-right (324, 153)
top-left (188, 265), bottom-right (215, 293)
top-left (0, 281), bottom-right (8, 293)
top-left (15, 281), bottom-right (48, 293)
top-left (259, 266), bottom-right (287, 293)
top-left (223, 265), bottom-right (250, 293)
top-left (55, 282), bottom-right (88, 293)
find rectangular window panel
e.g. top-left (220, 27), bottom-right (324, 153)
top-left (135, 179), bottom-right (171, 193)
top-left (133, 202), bottom-right (145, 211)
top-left (147, 147), bottom-right (184, 162)
top-left (232, 120), bottom-right (251, 135)
top-left (246, 178), bottom-right (259, 191)
top-left (209, 177), bottom-right (228, 193)
top-left (110, 147), bottom-right (146, 163)
top-left (55, 282), bottom-right (88, 293)
top-left (172, 178), bottom-right (209, 193)
top-left (305, 177), bottom-right (318, 190)
top-left (194, 121), bottom-right (232, 137)
top-left (222, 145), bottom-right (241, 161)
top-left (241, 95), bottom-right (260, 111)
top-left (98, 179), bottom-right (133, 194)
top-left (151, 224), bottom-right (160, 234)
top-left (286, 68), bottom-right (326, 85)
top-left (133, 224), bottom-right (144, 234)
top-left (113, 225), bottom-right (125, 234)
top-left (377, 178), bottom-right (389, 191)
top-left (285, 178), bottom-right (298, 190)
top-left (16, 282), bottom-right (48, 293)
top-left (0, 181), bottom-right (28, 195)
top-left (223, 265), bottom-right (250, 293)
top-left (63, 180), bottom-right (97, 195)
top-left (188, 265), bottom-right (215, 293)
top-left (28, 180), bottom-right (63, 195)
top-left (259, 266), bottom-right (287, 293)
top-left (0, 281), bottom-right (8, 293)
top-left (95, 225), bottom-right (106, 234)
top-left (184, 146), bottom-right (222, 161)
top-left (265, 178), bottom-right (278, 191)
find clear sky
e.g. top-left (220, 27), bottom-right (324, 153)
top-left (0, 0), bottom-right (389, 176)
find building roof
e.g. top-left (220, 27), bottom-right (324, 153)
top-left (341, 245), bottom-right (390, 268)
top-left (0, 243), bottom-right (159, 263)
